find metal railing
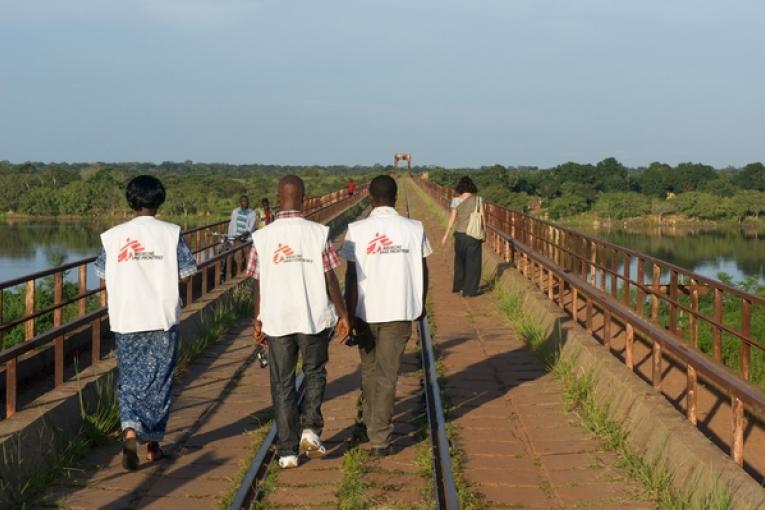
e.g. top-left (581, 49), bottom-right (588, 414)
top-left (415, 176), bottom-right (765, 470)
top-left (0, 184), bottom-right (368, 419)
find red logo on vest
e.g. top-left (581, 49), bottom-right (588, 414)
top-left (367, 233), bottom-right (393, 255)
top-left (117, 238), bottom-right (145, 263)
top-left (273, 243), bottom-right (296, 264)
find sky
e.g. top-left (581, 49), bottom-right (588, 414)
top-left (1, 0), bottom-right (763, 168)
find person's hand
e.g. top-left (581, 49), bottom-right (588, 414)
top-left (334, 315), bottom-right (350, 342)
top-left (253, 320), bottom-right (267, 346)
top-left (441, 234), bottom-right (449, 246)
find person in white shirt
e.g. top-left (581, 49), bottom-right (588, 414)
top-left (227, 195), bottom-right (258, 240)
top-left (247, 175), bottom-right (350, 469)
top-left (95, 175), bottom-right (197, 471)
top-left (341, 175), bottom-right (432, 457)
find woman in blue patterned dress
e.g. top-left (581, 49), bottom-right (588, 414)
top-left (95, 176), bottom-right (197, 470)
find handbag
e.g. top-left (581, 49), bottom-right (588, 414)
top-left (465, 196), bottom-right (485, 240)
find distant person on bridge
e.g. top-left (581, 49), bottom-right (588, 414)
top-left (227, 194), bottom-right (258, 240)
top-left (341, 175), bottom-right (431, 457)
top-left (347, 178), bottom-right (357, 196)
top-left (441, 176), bottom-right (484, 297)
top-left (247, 175), bottom-right (350, 469)
top-left (94, 175), bottom-right (197, 471)
top-left (256, 197), bottom-right (273, 229)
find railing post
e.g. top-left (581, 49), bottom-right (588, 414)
top-left (6, 358), bottom-right (16, 418)
top-left (731, 396), bottom-right (744, 466)
top-left (54, 271), bottom-right (64, 387)
top-left (690, 279), bottom-right (699, 348)
top-left (652, 339), bottom-right (662, 390)
top-left (92, 317), bottom-right (101, 363)
top-left (625, 323), bottom-right (634, 370)
top-left (603, 310), bottom-right (612, 349)
top-left (713, 288), bottom-right (723, 361)
top-left (741, 299), bottom-right (751, 381)
top-left (25, 279), bottom-right (35, 340)
top-left (687, 365), bottom-right (697, 425)
top-left (623, 254), bottom-right (631, 308)
top-left (78, 265), bottom-right (87, 316)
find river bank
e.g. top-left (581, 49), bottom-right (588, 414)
top-left (558, 213), bottom-right (765, 234)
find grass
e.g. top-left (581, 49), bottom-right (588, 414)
top-left (337, 448), bottom-right (374, 510)
top-left (553, 359), bottom-right (737, 510)
top-left (1, 373), bottom-right (120, 510)
top-left (216, 415), bottom-right (274, 510)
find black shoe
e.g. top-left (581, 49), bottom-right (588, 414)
top-left (348, 424), bottom-right (369, 445)
top-left (369, 446), bottom-right (393, 459)
top-left (122, 433), bottom-right (139, 471)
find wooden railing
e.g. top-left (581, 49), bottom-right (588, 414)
top-left (415, 176), bottom-right (765, 471)
top-left (0, 184), bottom-right (368, 419)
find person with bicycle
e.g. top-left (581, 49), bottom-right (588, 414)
top-left (228, 195), bottom-right (258, 242)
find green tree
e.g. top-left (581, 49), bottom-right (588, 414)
top-left (592, 192), bottom-right (650, 220)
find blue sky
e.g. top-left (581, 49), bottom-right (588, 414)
top-left (1, 0), bottom-right (763, 168)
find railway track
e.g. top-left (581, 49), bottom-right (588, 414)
top-left (229, 188), bottom-right (458, 510)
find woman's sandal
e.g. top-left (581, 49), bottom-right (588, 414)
top-left (122, 430), bottom-right (139, 471)
top-left (146, 441), bottom-right (166, 462)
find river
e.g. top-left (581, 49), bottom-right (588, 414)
top-left (1, 220), bottom-right (764, 289)
top-left (0, 218), bottom-right (203, 286)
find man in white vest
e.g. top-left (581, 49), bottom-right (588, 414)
top-left (95, 175), bottom-right (197, 471)
top-left (247, 175), bottom-right (350, 469)
top-left (341, 174), bottom-right (431, 457)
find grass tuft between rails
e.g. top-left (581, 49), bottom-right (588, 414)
top-left (337, 448), bottom-right (374, 510)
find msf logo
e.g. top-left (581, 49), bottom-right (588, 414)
top-left (117, 238), bottom-right (145, 263)
top-left (272, 243), bottom-right (296, 264)
top-left (367, 233), bottom-right (393, 255)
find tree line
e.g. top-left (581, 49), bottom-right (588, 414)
top-left (0, 161), bottom-right (381, 218)
top-left (425, 158), bottom-right (765, 222)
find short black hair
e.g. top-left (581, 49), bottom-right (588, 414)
top-left (126, 175), bottom-right (166, 211)
top-left (369, 174), bottom-right (397, 203)
top-left (455, 176), bottom-right (478, 194)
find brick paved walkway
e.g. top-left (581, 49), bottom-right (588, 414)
top-left (406, 179), bottom-right (658, 509)
top-left (37, 318), bottom-right (272, 509)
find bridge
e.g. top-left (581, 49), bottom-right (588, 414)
top-left (0, 175), bottom-right (763, 509)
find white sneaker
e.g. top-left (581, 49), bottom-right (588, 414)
top-left (299, 429), bottom-right (327, 458)
top-left (278, 455), bottom-right (299, 469)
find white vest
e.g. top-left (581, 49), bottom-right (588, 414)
top-left (344, 208), bottom-right (426, 323)
top-left (253, 217), bottom-right (337, 337)
top-left (101, 217), bottom-right (181, 334)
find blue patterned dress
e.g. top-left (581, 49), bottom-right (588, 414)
top-left (96, 237), bottom-right (197, 441)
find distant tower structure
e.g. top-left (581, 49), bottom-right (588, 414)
top-left (394, 153), bottom-right (412, 172)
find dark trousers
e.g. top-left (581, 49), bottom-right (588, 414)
top-left (356, 320), bottom-right (412, 448)
top-left (268, 329), bottom-right (330, 456)
top-left (453, 232), bottom-right (482, 296)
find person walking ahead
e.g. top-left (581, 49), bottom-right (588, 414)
top-left (95, 175), bottom-right (197, 471)
top-left (441, 176), bottom-right (484, 297)
top-left (342, 175), bottom-right (431, 457)
top-left (247, 175), bottom-right (350, 469)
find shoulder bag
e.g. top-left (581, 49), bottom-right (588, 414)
top-left (465, 196), bottom-right (485, 241)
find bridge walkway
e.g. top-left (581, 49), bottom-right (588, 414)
top-left (35, 179), bottom-right (657, 509)
top-left (407, 180), bottom-right (655, 509)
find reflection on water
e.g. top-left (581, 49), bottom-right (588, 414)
top-left (574, 223), bottom-right (765, 286)
top-left (0, 218), bottom-right (202, 285)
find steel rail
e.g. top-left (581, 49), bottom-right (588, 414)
top-left (404, 185), bottom-right (459, 510)
top-left (229, 374), bottom-right (306, 510)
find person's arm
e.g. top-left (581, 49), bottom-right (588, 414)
top-left (228, 209), bottom-right (237, 238)
top-left (252, 278), bottom-right (265, 345)
top-left (441, 206), bottom-right (458, 245)
top-left (344, 262), bottom-right (358, 331)
top-left (246, 244), bottom-right (266, 345)
top-left (326, 270), bottom-right (350, 341)
top-left (419, 258), bottom-right (429, 321)
top-left (177, 237), bottom-right (198, 285)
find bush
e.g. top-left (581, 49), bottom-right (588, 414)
top-left (592, 192), bottom-right (650, 220)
